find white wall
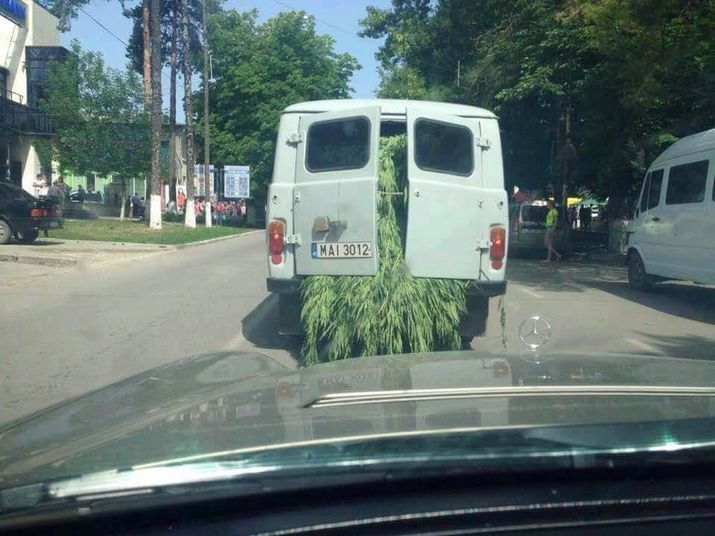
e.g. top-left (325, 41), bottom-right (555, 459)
top-left (31, 2), bottom-right (60, 47)
top-left (9, 136), bottom-right (41, 192)
top-left (1, 2), bottom-right (60, 101)
top-left (1, 2), bottom-right (61, 192)
top-left (0, 14), bottom-right (28, 101)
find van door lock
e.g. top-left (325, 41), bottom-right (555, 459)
top-left (476, 137), bottom-right (491, 149)
top-left (285, 233), bottom-right (302, 245)
top-left (287, 131), bottom-right (304, 145)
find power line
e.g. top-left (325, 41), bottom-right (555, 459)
top-left (79, 7), bottom-right (174, 85)
top-left (79, 7), bottom-right (130, 47)
top-left (270, 0), bottom-right (355, 37)
top-left (267, 0), bottom-right (454, 75)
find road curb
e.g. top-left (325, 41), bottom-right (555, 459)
top-left (0, 254), bottom-right (78, 267)
top-left (0, 230), bottom-right (262, 267)
top-left (170, 229), bottom-right (263, 250)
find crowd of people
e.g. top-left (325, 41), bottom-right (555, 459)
top-left (193, 198), bottom-right (247, 225)
top-left (165, 189), bottom-right (247, 226)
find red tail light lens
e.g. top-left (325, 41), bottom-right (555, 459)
top-left (30, 208), bottom-right (49, 218)
top-left (490, 226), bottom-right (506, 270)
top-left (268, 220), bottom-right (285, 264)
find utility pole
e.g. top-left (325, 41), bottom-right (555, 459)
top-left (202, 0), bottom-right (212, 227)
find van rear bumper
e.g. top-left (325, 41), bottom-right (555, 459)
top-left (466, 280), bottom-right (507, 297)
top-left (267, 277), bottom-right (303, 295)
top-left (267, 277), bottom-right (506, 297)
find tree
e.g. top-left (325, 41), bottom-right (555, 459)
top-left (39, 41), bottom-right (150, 219)
top-left (360, 0), bottom-right (715, 212)
top-left (148, 0), bottom-right (163, 229)
top-left (123, 0), bottom-right (219, 205)
top-left (201, 10), bottom-right (360, 204)
top-left (142, 0), bottom-right (152, 106)
top-left (181, 0), bottom-right (196, 227)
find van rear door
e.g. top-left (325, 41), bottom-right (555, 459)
top-left (404, 109), bottom-right (490, 279)
top-left (293, 106), bottom-right (381, 276)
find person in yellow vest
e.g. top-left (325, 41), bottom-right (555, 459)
top-left (542, 200), bottom-right (562, 262)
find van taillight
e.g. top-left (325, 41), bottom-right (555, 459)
top-left (490, 226), bottom-right (506, 270)
top-left (268, 220), bottom-right (285, 265)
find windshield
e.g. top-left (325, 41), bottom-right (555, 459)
top-left (1, 0), bottom-right (715, 507)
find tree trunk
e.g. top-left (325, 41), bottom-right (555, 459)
top-left (142, 0), bottom-right (151, 108)
top-left (168, 0), bottom-right (178, 204)
top-left (119, 178), bottom-right (126, 221)
top-left (181, 0), bottom-right (196, 228)
top-left (148, 0), bottom-right (163, 230)
top-left (202, 0), bottom-right (212, 228)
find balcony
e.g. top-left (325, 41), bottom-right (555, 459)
top-left (0, 96), bottom-right (52, 135)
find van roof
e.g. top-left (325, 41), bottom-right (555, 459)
top-left (282, 99), bottom-right (497, 119)
top-left (652, 127), bottom-right (715, 165)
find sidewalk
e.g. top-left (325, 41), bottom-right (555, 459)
top-left (0, 239), bottom-right (168, 267)
top-left (0, 231), bottom-right (260, 268)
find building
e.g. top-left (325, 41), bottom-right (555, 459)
top-left (1, 0), bottom-right (67, 193)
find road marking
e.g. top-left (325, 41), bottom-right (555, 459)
top-left (516, 286), bottom-right (541, 298)
top-left (625, 337), bottom-right (664, 355)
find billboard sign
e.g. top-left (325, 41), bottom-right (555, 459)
top-left (0, 0), bottom-right (26, 26)
top-left (224, 165), bottom-right (250, 198)
top-left (193, 164), bottom-right (215, 197)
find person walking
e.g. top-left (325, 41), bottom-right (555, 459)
top-left (47, 180), bottom-right (62, 207)
top-left (177, 188), bottom-right (187, 213)
top-left (57, 176), bottom-right (69, 200)
top-left (130, 193), bottom-right (140, 219)
top-left (77, 184), bottom-right (86, 209)
top-left (542, 200), bottom-right (562, 263)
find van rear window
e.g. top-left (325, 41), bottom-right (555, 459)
top-left (415, 119), bottom-right (473, 176)
top-left (306, 117), bottom-right (370, 172)
top-left (665, 160), bottom-right (709, 205)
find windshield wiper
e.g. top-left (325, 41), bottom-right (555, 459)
top-left (306, 385), bottom-right (715, 408)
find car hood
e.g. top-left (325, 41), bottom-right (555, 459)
top-left (2, 350), bottom-right (715, 488)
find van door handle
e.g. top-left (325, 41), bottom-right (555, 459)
top-left (651, 217), bottom-right (660, 222)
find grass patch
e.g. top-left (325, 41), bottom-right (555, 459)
top-left (50, 218), bottom-right (251, 245)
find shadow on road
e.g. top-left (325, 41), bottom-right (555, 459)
top-left (9, 239), bottom-right (65, 246)
top-left (507, 259), bottom-right (626, 293)
top-left (594, 281), bottom-right (715, 326)
top-left (241, 294), bottom-right (302, 359)
top-left (629, 331), bottom-right (715, 360)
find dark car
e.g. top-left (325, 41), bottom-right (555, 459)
top-left (69, 190), bottom-right (103, 204)
top-left (3, 350), bottom-right (715, 533)
top-left (0, 182), bottom-right (63, 244)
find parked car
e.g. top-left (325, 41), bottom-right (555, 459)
top-left (265, 99), bottom-right (509, 339)
top-left (509, 202), bottom-right (569, 255)
top-left (0, 182), bottom-right (63, 244)
top-left (626, 127), bottom-right (715, 289)
top-left (69, 190), bottom-right (103, 204)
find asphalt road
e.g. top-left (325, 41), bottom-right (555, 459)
top-left (1, 232), bottom-right (714, 424)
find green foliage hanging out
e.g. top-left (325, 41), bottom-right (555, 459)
top-left (300, 135), bottom-right (467, 365)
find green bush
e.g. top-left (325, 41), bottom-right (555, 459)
top-left (300, 135), bottom-right (467, 364)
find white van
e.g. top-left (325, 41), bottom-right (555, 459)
top-left (627, 128), bottom-right (715, 289)
top-left (266, 99), bottom-right (509, 338)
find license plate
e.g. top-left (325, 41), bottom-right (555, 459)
top-left (311, 242), bottom-right (372, 259)
top-left (49, 221), bottom-right (59, 228)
